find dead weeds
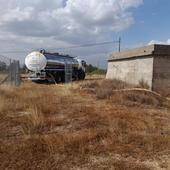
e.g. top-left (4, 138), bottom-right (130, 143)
top-left (0, 80), bottom-right (170, 170)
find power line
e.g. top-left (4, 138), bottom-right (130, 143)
top-left (0, 50), bottom-right (31, 54)
top-left (0, 40), bottom-right (120, 54)
top-left (48, 40), bottom-right (119, 51)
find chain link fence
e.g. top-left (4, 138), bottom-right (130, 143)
top-left (0, 55), bottom-right (20, 86)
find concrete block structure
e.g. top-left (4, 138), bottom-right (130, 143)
top-left (106, 44), bottom-right (170, 94)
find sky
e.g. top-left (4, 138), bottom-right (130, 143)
top-left (0, 0), bottom-right (169, 68)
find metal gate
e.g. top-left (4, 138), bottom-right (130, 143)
top-left (0, 55), bottom-right (20, 86)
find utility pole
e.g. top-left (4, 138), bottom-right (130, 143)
top-left (118, 37), bottom-right (121, 52)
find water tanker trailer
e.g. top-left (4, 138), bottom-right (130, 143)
top-left (25, 50), bottom-right (86, 83)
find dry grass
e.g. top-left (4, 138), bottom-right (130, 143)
top-left (0, 73), bottom-right (8, 80)
top-left (81, 79), bottom-right (129, 99)
top-left (136, 79), bottom-right (150, 89)
top-left (0, 79), bottom-right (170, 170)
top-left (21, 106), bottom-right (45, 135)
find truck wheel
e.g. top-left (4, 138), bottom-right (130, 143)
top-left (78, 70), bottom-right (85, 80)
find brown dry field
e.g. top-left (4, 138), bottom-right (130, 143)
top-left (0, 76), bottom-right (170, 170)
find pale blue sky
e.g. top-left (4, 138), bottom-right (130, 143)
top-left (118, 0), bottom-right (170, 48)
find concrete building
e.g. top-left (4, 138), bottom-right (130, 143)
top-left (106, 44), bottom-right (170, 94)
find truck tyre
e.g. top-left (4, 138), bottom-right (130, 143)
top-left (78, 70), bottom-right (85, 80)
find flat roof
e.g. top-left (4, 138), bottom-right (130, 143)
top-left (108, 44), bottom-right (170, 61)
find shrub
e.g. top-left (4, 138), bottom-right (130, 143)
top-left (22, 106), bottom-right (45, 135)
top-left (81, 81), bottom-right (99, 89)
top-left (81, 79), bottom-right (129, 99)
top-left (137, 79), bottom-right (150, 89)
top-left (125, 91), bottom-right (162, 106)
top-left (96, 88), bottom-right (113, 99)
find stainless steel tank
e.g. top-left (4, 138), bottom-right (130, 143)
top-left (25, 51), bottom-right (79, 72)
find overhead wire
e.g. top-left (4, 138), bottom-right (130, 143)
top-left (0, 40), bottom-right (120, 54)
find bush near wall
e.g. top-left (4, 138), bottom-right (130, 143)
top-left (86, 64), bottom-right (106, 75)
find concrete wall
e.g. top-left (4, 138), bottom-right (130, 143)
top-left (153, 56), bottom-right (170, 94)
top-left (106, 56), bottom-right (154, 88)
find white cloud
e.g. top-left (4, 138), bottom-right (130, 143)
top-left (148, 39), bottom-right (170, 45)
top-left (0, 7), bottom-right (34, 23)
top-left (0, 0), bottom-right (143, 67)
top-left (0, 0), bottom-right (143, 38)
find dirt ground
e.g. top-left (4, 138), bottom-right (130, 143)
top-left (0, 78), bottom-right (170, 170)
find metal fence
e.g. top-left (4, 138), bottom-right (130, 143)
top-left (65, 60), bottom-right (73, 83)
top-left (0, 55), bottom-right (20, 86)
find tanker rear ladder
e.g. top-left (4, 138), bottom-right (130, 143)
top-left (65, 60), bottom-right (73, 83)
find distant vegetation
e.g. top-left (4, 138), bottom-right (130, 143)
top-left (85, 64), bottom-right (107, 75)
top-left (0, 61), bottom-right (7, 71)
top-left (20, 64), bottom-right (28, 74)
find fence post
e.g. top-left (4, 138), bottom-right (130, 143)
top-left (15, 60), bottom-right (21, 86)
top-left (9, 59), bottom-right (12, 85)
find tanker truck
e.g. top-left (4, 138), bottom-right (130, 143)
top-left (25, 50), bottom-right (86, 83)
